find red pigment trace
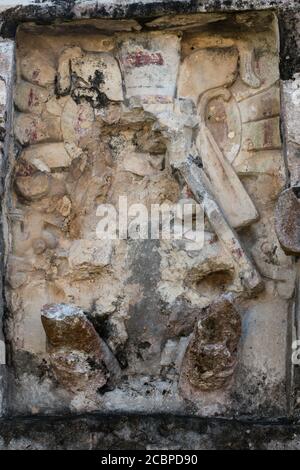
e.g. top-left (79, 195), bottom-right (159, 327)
top-left (124, 50), bottom-right (164, 67)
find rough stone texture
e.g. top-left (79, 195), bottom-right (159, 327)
top-left (278, 8), bottom-right (300, 80)
top-left (0, 40), bottom-right (14, 417)
top-left (41, 303), bottom-right (120, 408)
top-left (277, 11), bottom-right (300, 421)
top-left (119, 33), bottom-right (181, 99)
top-left (180, 296), bottom-right (241, 392)
top-left (1, 414), bottom-right (300, 450)
top-left (282, 75), bottom-right (300, 187)
top-left (2, 10), bottom-right (291, 420)
top-left (275, 188), bottom-right (300, 255)
top-left (0, 0), bottom-right (298, 450)
top-left (276, 30), bottom-right (300, 255)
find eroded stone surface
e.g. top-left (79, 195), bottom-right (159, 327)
top-left (68, 240), bottom-right (112, 279)
top-left (57, 48), bottom-right (123, 104)
top-left (21, 143), bottom-right (72, 171)
top-left (275, 188), bottom-right (300, 255)
top-left (0, 40), bottom-right (14, 417)
top-left (20, 49), bottom-right (56, 87)
top-left (180, 296), bottom-right (241, 392)
top-left (178, 47), bottom-right (238, 104)
top-left (41, 303), bottom-right (119, 399)
top-left (4, 12), bottom-right (292, 417)
top-left (282, 75), bottom-right (300, 189)
top-left (119, 33), bottom-right (181, 99)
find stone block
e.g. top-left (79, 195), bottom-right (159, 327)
top-left (3, 12), bottom-right (294, 419)
top-left (41, 304), bottom-right (109, 397)
top-left (241, 117), bottom-right (281, 152)
top-left (68, 240), bottom-right (113, 278)
top-left (21, 143), bottom-right (72, 171)
top-left (14, 112), bottom-right (62, 145)
top-left (14, 81), bottom-right (49, 114)
top-left (180, 295), bottom-right (241, 392)
top-left (15, 172), bottom-right (50, 201)
top-left (283, 75), bottom-right (300, 146)
top-left (0, 40), bottom-right (14, 416)
top-left (275, 187), bottom-right (300, 255)
top-left (119, 33), bottom-right (181, 99)
top-left (20, 49), bottom-right (56, 87)
top-left (282, 76), bottom-right (300, 186)
top-left (178, 46), bottom-right (238, 104)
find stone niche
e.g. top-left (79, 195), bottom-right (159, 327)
top-left (4, 12), bottom-right (294, 416)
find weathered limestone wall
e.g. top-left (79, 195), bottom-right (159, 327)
top-left (2, 11), bottom-right (291, 417)
top-left (0, 40), bottom-right (14, 416)
top-left (0, 0), bottom-right (299, 450)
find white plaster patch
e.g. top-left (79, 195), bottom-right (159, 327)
top-left (0, 340), bottom-right (6, 365)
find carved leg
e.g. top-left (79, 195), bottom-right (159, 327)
top-left (197, 88), bottom-right (258, 229)
top-left (177, 159), bottom-right (263, 294)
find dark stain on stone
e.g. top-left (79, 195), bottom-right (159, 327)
top-left (87, 356), bottom-right (107, 373)
top-left (11, 350), bottom-right (52, 382)
top-left (0, 1), bottom-right (293, 38)
top-left (70, 69), bottom-right (110, 108)
top-left (0, 1), bottom-right (76, 38)
top-left (0, 128), bottom-right (6, 142)
top-left (86, 311), bottom-right (110, 342)
top-left (97, 383), bottom-right (115, 395)
top-left (293, 187), bottom-right (300, 199)
top-left (71, 87), bottom-right (109, 109)
top-left (125, 240), bottom-right (166, 375)
top-left (0, 413), bottom-right (299, 449)
top-left (278, 9), bottom-right (300, 80)
top-left (91, 69), bottom-right (105, 89)
top-left (115, 350), bottom-right (128, 370)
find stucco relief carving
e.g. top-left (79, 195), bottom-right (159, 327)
top-left (5, 13), bottom-right (287, 414)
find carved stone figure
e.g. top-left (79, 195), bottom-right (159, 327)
top-left (41, 303), bottom-right (120, 397)
top-left (5, 12), bottom-right (288, 415)
top-left (180, 296), bottom-right (241, 391)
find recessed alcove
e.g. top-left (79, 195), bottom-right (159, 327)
top-left (3, 11), bottom-right (288, 417)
